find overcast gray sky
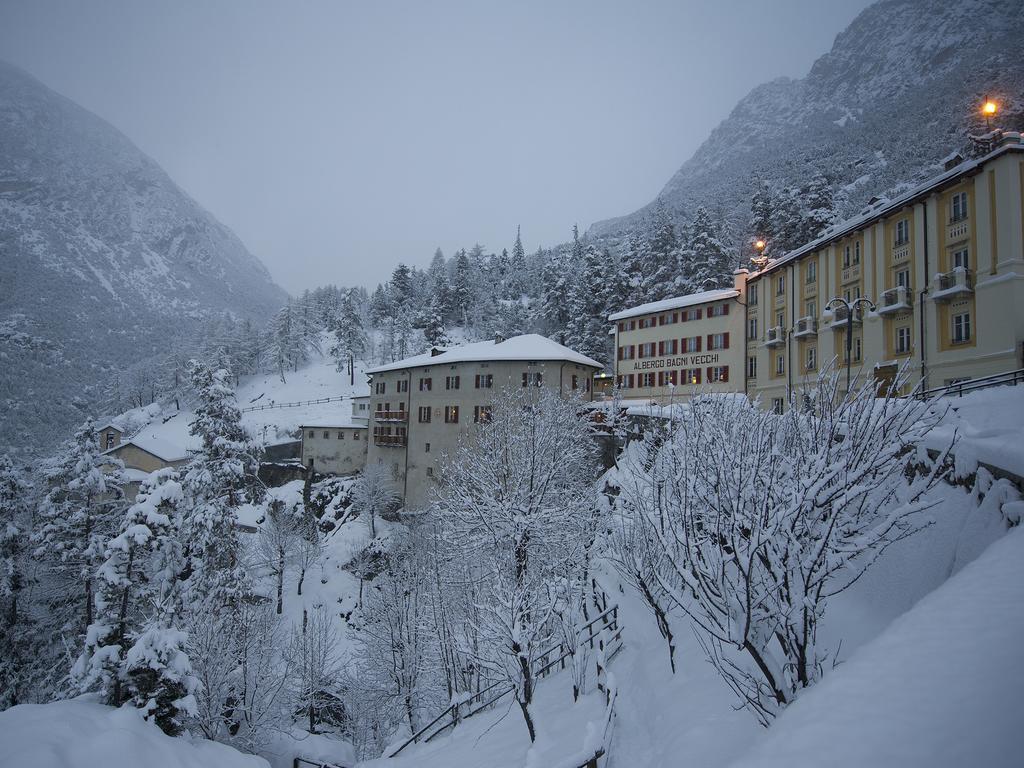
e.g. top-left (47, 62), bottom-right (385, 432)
top-left (0, 0), bottom-right (872, 294)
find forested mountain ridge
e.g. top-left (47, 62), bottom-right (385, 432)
top-left (591, 0), bottom-right (1024, 250)
top-left (0, 59), bottom-right (288, 455)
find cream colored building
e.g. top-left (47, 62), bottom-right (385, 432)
top-left (608, 278), bottom-right (746, 404)
top-left (300, 422), bottom-right (368, 476)
top-left (744, 134), bottom-right (1024, 411)
top-left (365, 334), bottom-right (602, 508)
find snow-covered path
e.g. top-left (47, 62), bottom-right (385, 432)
top-left (729, 523), bottom-right (1024, 768)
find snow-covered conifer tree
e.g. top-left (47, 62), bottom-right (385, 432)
top-left (0, 455), bottom-right (37, 707)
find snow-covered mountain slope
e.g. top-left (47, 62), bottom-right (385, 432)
top-left (0, 59), bottom-right (288, 455)
top-left (728, 522), bottom-right (1024, 768)
top-left (590, 0), bottom-right (1024, 241)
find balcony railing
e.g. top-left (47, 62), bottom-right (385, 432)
top-left (934, 267), bottom-right (974, 301)
top-left (793, 316), bottom-right (818, 338)
top-left (373, 434), bottom-right (407, 447)
top-left (841, 263), bottom-right (861, 284)
top-left (765, 326), bottom-right (785, 347)
top-left (947, 218), bottom-right (969, 243)
top-left (892, 243), bottom-right (911, 263)
top-left (877, 285), bottom-right (912, 315)
top-left (830, 304), bottom-right (863, 329)
top-left (373, 409), bottom-right (408, 422)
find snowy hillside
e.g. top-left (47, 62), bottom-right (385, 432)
top-left (0, 59), bottom-right (287, 456)
top-left (590, 0), bottom-right (1024, 244)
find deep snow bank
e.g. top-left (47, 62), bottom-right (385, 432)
top-left (728, 523), bottom-right (1024, 768)
top-left (0, 699), bottom-right (269, 768)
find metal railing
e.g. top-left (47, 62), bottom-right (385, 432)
top-left (916, 367), bottom-right (1024, 400)
top-left (373, 409), bottom-right (408, 422)
top-left (242, 394), bottom-right (352, 413)
top-left (388, 588), bottom-right (623, 758)
top-left (373, 434), bottom-right (407, 447)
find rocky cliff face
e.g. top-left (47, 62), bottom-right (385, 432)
top-left (590, 0), bottom-right (1024, 241)
top-left (0, 59), bottom-right (287, 454)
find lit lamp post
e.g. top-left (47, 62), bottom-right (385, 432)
top-left (826, 295), bottom-right (876, 394)
top-left (751, 239), bottom-right (768, 271)
top-left (982, 96), bottom-right (998, 131)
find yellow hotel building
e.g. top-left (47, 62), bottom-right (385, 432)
top-left (744, 133), bottom-right (1024, 411)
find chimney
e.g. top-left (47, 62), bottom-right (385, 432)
top-left (942, 152), bottom-right (964, 172)
top-left (494, 334), bottom-right (505, 345)
top-left (732, 268), bottom-right (749, 293)
top-left (430, 347), bottom-right (444, 357)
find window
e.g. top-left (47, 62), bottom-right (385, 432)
top-left (617, 345), bottom-right (635, 361)
top-left (805, 300), bottom-right (816, 318)
top-left (323, 431), bottom-right (330, 439)
top-left (747, 356), bottom-right (757, 379)
top-left (338, 431), bottom-right (344, 439)
top-left (658, 339), bottom-right (679, 356)
top-left (896, 326), bottom-right (911, 354)
top-left (659, 312), bottom-right (679, 325)
top-left (749, 286), bottom-right (759, 306)
top-left (854, 336), bottom-right (862, 362)
top-left (426, 466), bottom-right (434, 478)
top-left (805, 261), bottom-right (817, 284)
top-left (308, 430), bottom-right (314, 438)
top-left (772, 398), bottom-right (784, 415)
top-left (616, 374), bottom-right (635, 389)
top-left (397, 379), bottom-right (408, 393)
top-left (853, 241), bottom-right (861, 265)
top-left (682, 308), bottom-right (702, 321)
top-left (522, 371), bottom-right (542, 387)
top-left (748, 317), bottom-right (758, 340)
top-left (446, 375), bottom-right (460, 390)
top-left (682, 336), bottom-right (701, 353)
top-left (775, 354), bottom-right (785, 375)
top-left (419, 377), bottom-right (432, 391)
top-left (105, 432), bottom-right (115, 449)
top-left (896, 268), bottom-right (911, 289)
top-left (707, 366), bottom-right (729, 383)
top-left (843, 245), bottom-right (851, 268)
top-left (474, 405), bottom-right (493, 423)
top-left (952, 312), bottom-right (971, 344)
top-left (425, 442), bottom-right (430, 453)
top-left (374, 381), bottom-right (386, 394)
top-left (707, 333), bottom-right (730, 350)
top-left (806, 346), bottom-right (817, 371)
top-left (638, 342), bottom-right (656, 358)
top-left (680, 368), bottom-right (701, 385)
top-left (418, 406), bottom-right (431, 423)
top-left (639, 372), bottom-right (656, 388)
top-left (953, 247), bottom-right (969, 270)
top-left (658, 370), bottom-right (679, 386)
top-left (639, 316), bottom-right (656, 329)
top-left (895, 219), bottom-right (909, 246)
top-left (475, 373), bottom-right (493, 388)
top-left (709, 304), bottom-right (729, 317)
top-left (776, 276), bottom-right (785, 296)
top-left (353, 431), bottom-right (360, 440)
top-left (776, 311), bottom-right (784, 328)
top-left (444, 405), bottom-right (459, 423)
top-left (951, 191), bottom-right (968, 222)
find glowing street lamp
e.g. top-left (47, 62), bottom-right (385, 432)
top-left (751, 239), bottom-right (768, 270)
top-left (982, 96), bottom-right (998, 131)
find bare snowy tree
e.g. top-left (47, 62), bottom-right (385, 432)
top-left (614, 368), bottom-right (952, 725)
top-left (351, 463), bottom-right (400, 539)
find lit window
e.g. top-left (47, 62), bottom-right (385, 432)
top-left (444, 406), bottom-right (459, 423)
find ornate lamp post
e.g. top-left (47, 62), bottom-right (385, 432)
top-left (751, 239), bottom-right (768, 271)
top-left (982, 96), bottom-right (998, 131)
top-left (826, 295), bottom-right (876, 394)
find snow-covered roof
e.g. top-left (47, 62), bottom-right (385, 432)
top-left (608, 289), bottom-right (739, 322)
top-left (752, 139), bottom-right (1024, 278)
top-left (105, 434), bottom-right (189, 463)
top-left (300, 421), bottom-right (367, 430)
top-left (95, 422), bottom-right (123, 434)
top-left (366, 334), bottom-right (603, 374)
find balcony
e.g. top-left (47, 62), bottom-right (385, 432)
top-left (933, 267), bottom-right (974, 302)
top-left (373, 409), bottom-right (408, 422)
top-left (793, 316), bottom-right (818, 338)
top-left (765, 326), bottom-right (785, 347)
top-left (841, 263), bottom-right (861, 284)
top-left (829, 304), bottom-right (863, 329)
top-left (892, 243), bottom-right (911, 263)
top-left (374, 434), bottom-right (407, 447)
top-left (877, 286), bottom-right (912, 315)
top-left (947, 217), bottom-right (969, 244)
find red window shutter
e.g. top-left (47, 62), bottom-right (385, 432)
top-left (631, 345), bottom-right (636, 360)
top-left (722, 366), bottom-right (729, 383)
top-left (628, 374), bottom-right (635, 388)
top-left (657, 371), bottom-right (663, 386)
top-left (695, 369), bottom-right (702, 384)
top-left (723, 304), bottom-right (730, 315)
top-left (696, 336), bottom-right (702, 352)
top-left (724, 332), bottom-right (730, 349)
top-left (706, 334), bottom-right (713, 350)
top-left (617, 347), bottom-right (623, 361)
top-left (658, 341), bottom-right (665, 356)
top-left (707, 367), bottom-right (714, 382)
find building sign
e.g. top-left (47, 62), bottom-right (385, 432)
top-left (630, 353), bottom-right (720, 371)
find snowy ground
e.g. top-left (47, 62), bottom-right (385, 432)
top-left (728, 523), bottom-right (1024, 768)
top-left (0, 698), bottom-right (270, 768)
